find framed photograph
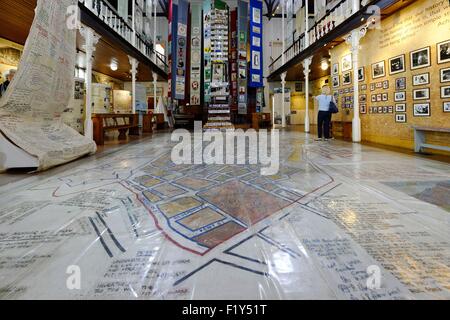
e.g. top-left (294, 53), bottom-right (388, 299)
top-left (344, 88), bottom-right (349, 93)
top-left (443, 101), bottom-right (450, 112)
top-left (395, 114), bottom-right (407, 123)
top-left (361, 84), bottom-right (367, 91)
top-left (371, 94), bottom-right (376, 102)
top-left (389, 54), bottom-right (406, 75)
top-left (342, 54), bottom-right (352, 72)
top-left (395, 77), bottom-right (406, 90)
top-left (395, 103), bottom-right (406, 112)
top-left (372, 60), bottom-right (386, 79)
top-left (441, 85), bottom-right (450, 98)
top-left (370, 83), bottom-right (375, 91)
top-left (376, 82), bottom-right (383, 89)
top-left (413, 103), bottom-right (430, 117)
top-left (378, 106), bottom-right (383, 113)
top-left (395, 91), bottom-right (406, 101)
top-left (332, 75), bottom-right (340, 88)
top-left (360, 94), bottom-right (367, 103)
top-left (437, 39), bottom-right (450, 64)
top-left (410, 47), bottom-right (431, 70)
top-left (412, 73), bottom-right (430, 86)
top-left (382, 93), bottom-right (388, 101)
top-left (440, 68), bottom-right (450, 83)
top-left (343, 71), bottom-right (352, 85)
top-left (388, 106), bottom-right (394, 113)
top-left (295, 82), bottom-right (303, 92)
top-left (383, 80), bottom-right (389, 89)
top-left (360, 104), bottom-right (367, 114)
top-left (413, 88), bottom-right (430, 100)
top-left (377, 93), bottom-right (382, 102)
top-left (332, 63), bottom-right (339, 75)
top-left (383, 106), bottom-right (388, 113)
top-left (358, 67), bottom-right (365, 82)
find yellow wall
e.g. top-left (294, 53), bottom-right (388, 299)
top-left (331, 0), bottom-right (450, 150)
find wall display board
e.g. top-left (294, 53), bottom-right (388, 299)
top-left (167, 0), bottom-right (174, 99)
top-left (203, 0), bottom-right (212, 104)
top-left (330, 0), bottom-right (450, 150)
top-left (92, 83), bottom-right (112, 114)
top-left (62, 79), bottom-right (85, 134)
top-left (249, 0), bottom-right (263, 88)
top-left (113, 90), bottom-right (132, 113)
top-left (190, 3), bottom-right (202, 106)
top-left (238, 0), bottom-right (249, 115)
top-left (0, 0), bottom-right (96, 171)
top-left (175, 0), bottom-right (188, 100)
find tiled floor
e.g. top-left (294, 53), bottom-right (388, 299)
top-left (0, 130), bottom-right (449, 299)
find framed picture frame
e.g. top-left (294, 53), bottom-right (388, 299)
top-left (383, 106), bottom-right (388, 113)
top-left (441, 85), bottom-right (450, 98)
top-left (361, 84), bottom-right (367, 91)
top-left (389, 54), bottom-right (406, 75)
top-left (358, 67), bottom-right (365, 82)
top-left (372, 60), bottom-right (386, 79)
top-left (395, 77), bottom-right (406, 90)
top-left (395, 103), bottom-right (406, 112)
top-left (410, 47), bottom-right (431, 70)
top-left (440, 68), bottom-right (450, 83)
top-left (388, 106), bottom-right (394, 113)
top-left (343, 71), bottom-right (352, 85)
top-left (413, 88), bottom-right (430, 100)
top-left (332, 63), bottom-right (339, 75)
top-left (383, 80), bottom-right (389, 89)
top-left (382, 93), bottom-right (388, 101)
top-left (395, 114), bottom-right (407, 123)
top-left (394, 91), bottom-right (406, 101)
top-left (342, 54), bottom-right (352, 72)
top-left (371, 94), bottom-right (376, 102)
top-left (443, 101), bottom-right (450, 112)
top-left (413, 103), bottom-right (430, 117)
top-left (370, 83), bottom-right (375, 91)
top-left (332, 75), bottom-right (340, 88)
top-left (360, 94), bottom-right (367, 103)
top-left (377, 93), bottom-right (382, 102)
top-left (412, 73), bottom-right (430, 86)
top-left (360, 104), bottom-right (367, 114)
top-left (437, 39), bottom-right (450, 64)
top-left (378, 106), bottom-right (383, 113)
top-left (376, 82), bottom-right (383, 89)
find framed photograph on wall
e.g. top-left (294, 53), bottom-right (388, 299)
top-left (342, 54), bottom-right (352, 72)
top-left (395, 114), bottom-right (407, 123)
top-left (360, 94), bottom-right (367, 103)
top-left (395, 77), bottom-right (406, 90)
top-left (412, 73), bottom-right (430, 86)
top-left (377, 93), bottom-right (382, 102)
top-left (413, 103), bottom-right (430, 116)
top-left (371, 94), bottom-right (376, 102)
top-left (441, 68), bottom-right (450, 83)
top-left (375, 81), bottom-right (383, 89)
top-left (358, 67), bottom-right (365, 82)
top-left (383, 80), bottom-right (389, 89)
top-left (332, 63), bottom-right (339, 75)
top-left (413, 88), bottom-right (430, 100)
top-left (437, 39), bottom-right (450, 64)
top-left (443, 101), bottom-right (450, 112)
top-left (389, 54), bottom-right (406, 75)
top-left (382, 93), bottom-right (388, 101)
top-left (441, 85), bottom-right (450, 98)
top-left (395, 103), bottom-right (406, 112)
top-left (343, 71), bottom-right (352, 85)
top-left (395, 91), bottom-right (406, 101)
top-left (370, 83), bottom-right (375, 91)
top-left (332, 75), bottom-right (340, 88)
top-left (360, 104), bottom-right (367, 114)
top-left (410, 47), bottom-right (431, 70)
top-left (361, 84), bottom-right (367, 91)
top-left (372, 61), bottom-right (386, 79)
top-left (388, 106), bottom-right (393, 113)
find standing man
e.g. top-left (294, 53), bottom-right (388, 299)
top-left (0, 69), bottom-right (16, 98)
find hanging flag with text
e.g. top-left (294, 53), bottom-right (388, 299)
top-left (249, 0), bottom-right (263, 88)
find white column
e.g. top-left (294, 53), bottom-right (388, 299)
top-left (303, 57), bottom-right (312, 133)
top-left (281, 1), bottom-right (286, 65)
top-left (353, 0), bottom-right (361, 14)
top-left (132, 0), bottom-right (136, 46)
top-left (153, 0), bottom-right (157, 64)
top-left (128, 56), bottom-right (139, 114)
top-left (345, 26), bottom-right (368, 142)
top-left (281, 72), bottom-right (287, 128)
top-left (153, 72), bottom-right (158, 108)
top-left (80, 26), bottom-right (100, 139)
top-left (305, 0), bottom-right (310, 48)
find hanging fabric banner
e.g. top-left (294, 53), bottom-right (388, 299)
top-left (167, 0), bottom-right (173, 99)
top-left (230, 9), bottom-right (238, 111)
top-left (175, 0), bottom-right (188, 100)
top-left (170, 4), bottom-right (178, 99)
top-left (203, 0), bottom-right (212, 103)
top-left (249, 0), bottom-right (263, 88)
top-left (190, 3), bottom-right (202, 106)
top-left (237, 0), bottom-right (248, 115)
top-left (0, 0), bottom-right (96, 171)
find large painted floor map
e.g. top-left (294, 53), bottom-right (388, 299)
top-left (0, 132), bottom-right (449, 299)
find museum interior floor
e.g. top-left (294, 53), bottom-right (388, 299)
top-left (0, 130), bottom-right (449, 299)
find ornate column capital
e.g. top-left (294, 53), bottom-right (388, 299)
top-left (344, 24), bottom-right (369, 55)
top-left (152, 72), bottom-right (158, 84)
top-left (128, 56), bottom-right (139, 80)
top-left (280, 72), bottom-right (287, 84)
top-left (80, 26), bottom-right (101, 56)
top-left (302, 57), bottom-right (313, 76)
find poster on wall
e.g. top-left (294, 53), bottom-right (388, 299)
top-left (175, 0), bottom-right (188, 100)
top-left (190, 3), bottom-right (202, 106)
top-left (0, 0), bottom-right (96, 171)
top-left (237, 0), bottom-right (248, 115)
top-left (249, 0), bottom-right (263, 88)
top-left (203, 0), bottom-right (212, 103)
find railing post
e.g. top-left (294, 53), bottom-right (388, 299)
top-left (80, 26), bottom-right (101, 140)
top-left (303, 57), bottom-right (312, 133)
top-left (281, 72), bottom-right (287, 128)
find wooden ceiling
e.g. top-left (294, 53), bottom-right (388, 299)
top-left (0, 0), bottom-right (160, 82)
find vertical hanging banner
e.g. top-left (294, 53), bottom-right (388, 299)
top-left (230, 9), bottom-right (238, 110)
top-left (167, 0), bottom-right (173, 99)
top-left (175, 0), bottom-right (188, 100)
top-left (249, 0), bottom-right (263, 88)
top-left (203, 0), bottom-right (212, 103)
top-left (170, 4), bottom-right (178, 99)
top-left (190, 3), bottom-right (202, 106)
top-left (237, 0), bottom-right (248, 115)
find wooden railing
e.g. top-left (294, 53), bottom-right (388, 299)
top-left (79, 0), bottom-right (168, 72)
top-left (269, 0), bottom-right (360, 74)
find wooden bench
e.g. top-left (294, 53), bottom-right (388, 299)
top-left (413, 126), bottom-right (450, 153)
top-left (92, 113), bottom-right (140, 145)
top-left (252, 113), bottom-right (272, 130)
